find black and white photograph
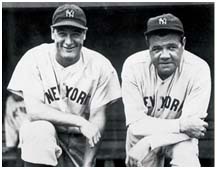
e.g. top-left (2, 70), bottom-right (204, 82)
top-left (2, 2), bottom-right (214, 167)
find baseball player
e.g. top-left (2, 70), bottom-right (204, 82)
top-left (7, 4), bottom-right (121, 167)
top-left (121, 13), bottom-right (211, 167)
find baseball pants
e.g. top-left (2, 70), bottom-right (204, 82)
top-left (126, 129), bottom-right (200, 167)
top-left (19, 120), bottom-right (87, 166)
top-left (139, 139), bottom-right (200, 167)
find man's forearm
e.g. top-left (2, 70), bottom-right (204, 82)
top-left (129, 115), bottom-right (180, 136)
top-left (82, 105), bottom-right (106, 166)
top-left (129, 113), bottom-right (208, 140)
top-left (24, 95), bottom-right (87, 128)
top-left (128, 133), bottom-right (190, 163)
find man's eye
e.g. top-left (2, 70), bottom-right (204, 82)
top-left (168, 45), bottom-right (178, 50)
top-left (72, 31), bottom-right (84, 37)
top-left (58, 32), bottom-right (66, 37)
top-left (151, 47), bottom-right (161, 52)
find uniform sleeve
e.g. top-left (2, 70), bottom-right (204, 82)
top-left (181, 63), bottom-right (211, 118)
top-left (7, 50), bottom-right (44, 101)
top-left (90, 63), bottom-right (121, 110)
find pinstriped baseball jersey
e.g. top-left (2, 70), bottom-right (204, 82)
top-left (8, 43), bottom-right (121, 119)
top-left (122, 49), bottom-right (211, 126)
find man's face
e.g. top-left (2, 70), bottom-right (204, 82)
top-left (148, 33), bottom-right (185, 79)
top-left (51, 26), bottom-right (86, 65)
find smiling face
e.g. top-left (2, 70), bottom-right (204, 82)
top-left (148, 33), bottom-right (185, 80)
top-left (51, 26), bottom-right (86, 67)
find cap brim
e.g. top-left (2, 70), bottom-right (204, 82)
top-left (52, 20), bottom-right (88, 30)
top-left (144, 27), bottom-right (184, 35)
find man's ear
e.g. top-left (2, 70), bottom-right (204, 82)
top-left (182, 36), bottom-right (186, 48)
top-left (50, 26), bottom-right (55, 40)
top-left (83, 30), bottom-right (87, 40)
top-left (144, 34), bottom-right (149, 48)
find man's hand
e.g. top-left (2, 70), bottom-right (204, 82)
top-left (127, 138), bottom-right (151, 167)
top-left (179, 116), bottom-right (208, 139)
top-left (80, 121), bottom-right (101, 147)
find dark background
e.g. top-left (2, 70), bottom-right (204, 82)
top-left (2, 2), bottom-right (214, 166)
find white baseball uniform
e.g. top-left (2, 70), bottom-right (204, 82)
top-left (121, 49), bottom-right (211, 166)
top-left (4, 95), bottom-right (29, 148)
top-left (7, 43), bottom-right (121, 166)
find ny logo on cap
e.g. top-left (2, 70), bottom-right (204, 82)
top-left (66, 9), bottom-right (75, 18)
top-left (159, 17), bottom-right (167, 25)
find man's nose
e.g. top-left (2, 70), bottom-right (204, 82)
top-left (65, 35), bottom-right (73, 45)
top-left (160, 49), bottom-right (170, 60)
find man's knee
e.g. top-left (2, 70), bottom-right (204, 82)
top-left (19, 120), bottom-right (58, 151)
top-left (169, 139), bottom-right (200, 167)
top-left (19, 120), bottom-right (62, 166)
top-left (20, 120), bottom-right (56, 139)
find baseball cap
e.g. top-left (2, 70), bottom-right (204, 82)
top-left (144, 13), bottom-right (184, 35)
top-left (52, 4), bottom-right (88, 30)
